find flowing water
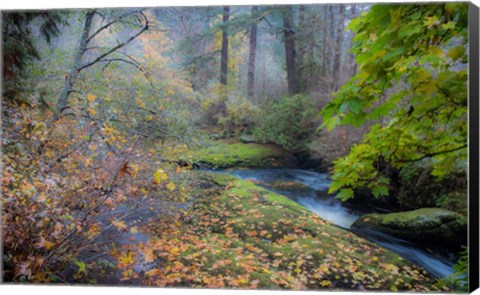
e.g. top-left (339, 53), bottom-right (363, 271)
top-left (211, 168), bottom-right (456, 279)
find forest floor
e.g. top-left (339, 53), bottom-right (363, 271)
top-left (67, 159), bottom-right (447, 291)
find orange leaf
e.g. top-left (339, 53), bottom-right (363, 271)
top-left (112, 219), bottom-right (127, 231)
top-left (143, 248), bottom-right (155, 263)
top-left (119, 160), bottom-right (132, 178)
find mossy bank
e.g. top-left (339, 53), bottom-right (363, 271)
top-left (177, 142), bottom-right (297, 169)
top-left (140, 172), bottom-right (445, 291)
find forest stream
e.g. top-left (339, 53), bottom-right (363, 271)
top-left (207, 168), bottom-right (456, 279)
top-left (2, 2), bottom-right (470, 290)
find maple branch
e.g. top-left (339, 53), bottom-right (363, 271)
top-left (41, 139), bottom-right (140, 267)
top-left (396, 144), bottom-right (467, 163)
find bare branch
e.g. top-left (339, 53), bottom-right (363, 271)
top-left (99, 58), bottom-right (150, 80)
top-left (78, 12), bottom-right (149, 72)
top-left (86, 9), bottom-right (143, 44)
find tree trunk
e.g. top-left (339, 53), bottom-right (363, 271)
top-left (333, 5), bottom-right (345, 91)
top-left (282, 6), bottom-right (299, 96)
top-left (220, 6), bottom-right (230, 86)
top-left (56, 10), bottom-right (95, 117)
top-left (321, 6), bottom-right (329, 85)
top-left (349, 4), bottom-right (358, 76)
top-left (297, 5), bottom-right (306, 92)
top-left (247, 6), bottom-right (258, 100)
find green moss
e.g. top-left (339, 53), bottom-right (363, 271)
top-left (179, 142), bottom-right (292, 169)
top-left (208, 173), bottom-right (237, 187)
top-left (352, 208), bottom-right (467, 251)
top-left (268, 181), bottom-right (310, 191)
top-left (380, 208), bottom-right (463, 230)
top-left (184, 174), bottom-right (441, 290)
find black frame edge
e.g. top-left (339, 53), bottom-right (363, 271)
top-left (469, 1), bottom-right (480, 293)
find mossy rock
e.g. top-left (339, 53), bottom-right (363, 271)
top-left (239, 134), bottom-right (256, 144)
top-left (268, 180), bottom-right (310, 191)
top-left (351, 208), bottom-right (467, 251)
top-left (179, 142), bottom-right (297, 169)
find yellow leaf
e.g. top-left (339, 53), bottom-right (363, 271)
top-left (112, 220), bottom-right (127, 231)
top-left (74, 260), bottom-right (87, 275)
top-left (87, 94), bottom-right (96, 102)
top-left (320, 280), bottom-right (332, 287)
top-left (130, 163), bottom-right (139, 178)
top-left (153, 168), bottom-right (168, 183)
top-left (429, 46), bottom-right (444, 57)
top-left (135, 97), bottom-right (146, 109)
top-left (171, 247), bottom-right (180, 255)
top-left (87, 224), bottom-right (101, 238)
top-left (89, 107), bottom-right (97, 116)
top-left (381, 263), bottom-right (399, 275)
top-left (130, 227), bottom-right (139, 234)
top-left (85, 158), bottom-right (92, 168)
top-left (202, 276), bottom-right (211, 284)
top-left (166, 182), bottom-right (176, 191)
top-left (118, 251), bottom-right (135, 268)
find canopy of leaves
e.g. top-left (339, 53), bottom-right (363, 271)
top-left (320, 3), bottom-right (468, 200)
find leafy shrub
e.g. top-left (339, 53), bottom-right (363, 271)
top-left (200, 96), bottom-right (227, 126)
top-left (217, 98), bottom-right (260, 136)
top-left (253, 94), bottom-right (318, 153)
top-left (396, 160), bottom-right (467, 211)
top-left (436, 191), bottom-right (468, 216)
top-left (199, 84), bottom-right (231, 126)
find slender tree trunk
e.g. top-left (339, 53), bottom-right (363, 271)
top-left (321, 6), bottom-right (329, 83)
top-left (333, 5), bottom-right (345, 91)
top-left (282, 6), bottom-right (299, 96)
top-left (328, 5), bottom-right (335, 76)
top-left (297, 5), bottom-right (306, 92)
top-left (247, 6), bottom-right (258, 101)
top-left (349, 4), bottom-right (358, 75)
top-left (56, 10), bottom-right (95, 116)
top-left (261, 55), bottom-right (266, 99)
top-left (220, 6), bottom-right (229, 86)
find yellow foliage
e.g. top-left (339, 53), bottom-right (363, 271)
top-left (153, 168), bottom-right (168, 183)
top-left (87, 94), bottom-right (96, 102)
